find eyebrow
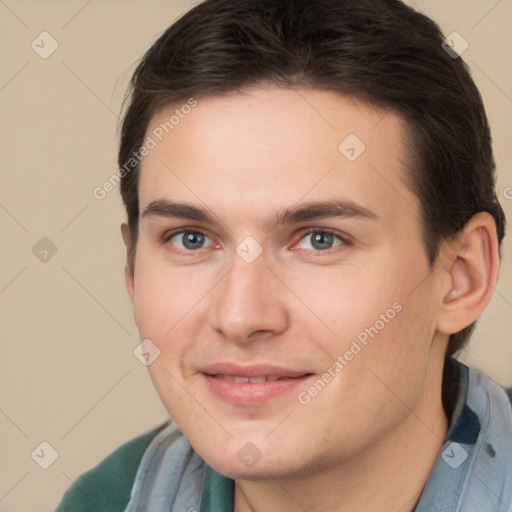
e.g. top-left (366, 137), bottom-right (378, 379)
top-left (141, 200), bottom-right (217, 223)
top-left (140, 198), bottom-right (380, 228)
top-left (273, 200), bottom-right (380, 226)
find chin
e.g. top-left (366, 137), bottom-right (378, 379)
top-left (198, 442), bottom-right (308, 481)
top-left (209, 458), bottom-right (294, 481)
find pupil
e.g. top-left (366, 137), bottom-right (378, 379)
top-left (183, 232), bottom-right (204, 249)
top-left (311, 233), bottom-right (333, 250)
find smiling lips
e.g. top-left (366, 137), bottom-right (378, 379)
top-left (214, 374), bottom-right (285, 383)
top-left (201, 363), bottom-right (314, 405)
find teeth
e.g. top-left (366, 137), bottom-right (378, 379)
top-left (248, 377), bottom-right (267, 383)
top-left (217, 374), bottom-right (281, 383)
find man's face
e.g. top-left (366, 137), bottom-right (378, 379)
top-left (126, 87), bottom-right (448, 479)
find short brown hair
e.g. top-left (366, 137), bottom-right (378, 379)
top-left (119, 0), bottom-right (506, 359)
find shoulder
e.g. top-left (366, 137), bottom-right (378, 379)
top-left (55, 421), bottom-right (170, 512)
top-left (465, 367), bottom-right (512, 501)
top-left (467, 365), bottom-right (512, 411)
top-left (466, 365), bottom-right (512, 429)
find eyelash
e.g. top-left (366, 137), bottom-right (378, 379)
top-left (160, 227), bottom-right (351, 253)
top-left (293, 228), bottom-right (351, 251)
top-left (160, 229), bottom-right (215, 253)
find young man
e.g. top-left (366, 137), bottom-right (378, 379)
top-left (56, 0), bottom-right (511, 510)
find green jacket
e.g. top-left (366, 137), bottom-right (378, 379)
top-left (55, 423), bottom-right (168, 511)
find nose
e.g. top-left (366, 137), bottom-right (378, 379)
top-left (209, 254), bottom-right (289, 344)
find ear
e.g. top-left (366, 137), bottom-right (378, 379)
top-left (436, 212), bottom-right (500, 335)
top-left (121, 222), bottom-right (135, 305)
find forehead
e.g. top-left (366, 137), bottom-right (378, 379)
top-left (138, 87), bottom-right (417, 226)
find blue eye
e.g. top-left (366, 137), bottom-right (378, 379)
top-left (298, 231), bottom-right (343, 251)
top-left (169, 231), bottom-right (213, 250)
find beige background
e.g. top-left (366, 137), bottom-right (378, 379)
top-left (0, 1), bottom-right (511, 510)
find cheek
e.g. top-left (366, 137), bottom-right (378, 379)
top-left (297, 302), bottom-right (434, 458)
top-left (132, 277), bottom-right (171, 338)
top-left (131, 257), bottom-right (210, 338)
top-left (284, 261), bottom-right (402, 343)
top-left (333, 281), bottom-right (435, 411)
top-left (292, 256), bottom-right (435, 411)
top-left (131, 259), bottom-right (218, 399)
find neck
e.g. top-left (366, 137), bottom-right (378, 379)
top-left (234, 352), bottom-right (449, 512)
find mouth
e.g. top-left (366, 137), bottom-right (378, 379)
top-left (211, 374), bottom-right (294, 383)
top-left (199, 363), bottom-right (314, 405)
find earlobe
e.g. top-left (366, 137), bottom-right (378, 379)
top-left (120, 223), bottom-right (135, 304)
top-left (436, 212), bottom-right (499, 335)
